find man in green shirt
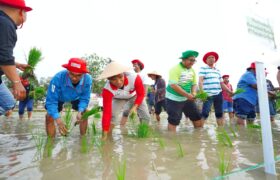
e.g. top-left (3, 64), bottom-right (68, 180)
top-left (166, 50), bottom-right (203, 131)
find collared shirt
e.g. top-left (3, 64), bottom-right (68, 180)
top-left (0, 11), bottom-right (17, 82)
top-left (166, 63), bottom-right (197, 101)
top-left (233, 71), bottom-right (257, 105)
top-left (45, 70), bottom-right (92, 120)
top-left (199, 65), bottom-right (222, 96)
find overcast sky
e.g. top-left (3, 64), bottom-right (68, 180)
top-left (13, 0), bottom-right (280, 88)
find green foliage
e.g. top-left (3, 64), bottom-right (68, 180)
top-left (63, 104), bottom-right (73, 134)
top-left (81, 136), bottom-right (88, 153)
top-left (218, 149), bottom-right (231, 176)
top-left (247, 124), bottom-right (261, 129)
top-left (31, 129), bottom-right (45, 153)
top-left (216, 128), bottom-right (233, 147)
top-left (23, 47), bottom-right (43, 79)
top-left (82, 106), bottom-right (101, 119)
top-left (137, 122), bottom-right (150, 138)
top-left (229, 126), bottom-right (237, 138)
top-left (176, 141), bottom-right (185, 158)
top-left (29, 86), bottom-right (45, 100)
top-left (275, 92), bottom-right (280, 112)
top-left (114, 159), bottom-right (126, 180)
top-left (83, 53), bottom-right (111, 94)
top-left (195, 90), bottom-right (208, 102)
top-left (233, 88), bottom-right (245, 95)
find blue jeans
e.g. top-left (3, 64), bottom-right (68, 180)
top-left (223, 99), bottom-right (233, 112)
top-left (18, 98), bottom-right (34, 115)
top-left (233, 98), bottom-right (256, 120)
top-left (201, 92), bottom-right (223, 119)
top-left (0, 83), bottom-right (16, 116)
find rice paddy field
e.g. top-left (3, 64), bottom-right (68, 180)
top-left (0, 111), bottom-right (280, 180)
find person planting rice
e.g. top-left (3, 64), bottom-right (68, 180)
top-left (147, 71), bottom-right (166, 122)
top-left (221, 75), bottom-right (234, 121)
top-left (166, 50), bottom-right (203, 131)
top-left (198, 51), bottom-right (233, 126)
top-left (0, 0), bottom-right (32, 116)
top-left (233, 62), bottom-right (258, 125)
top-left (98, 61), bottom-right (150, 140)
top-left (45, 58), bottom-right (92, 138)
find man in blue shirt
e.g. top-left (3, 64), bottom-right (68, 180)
top-left (45, 58), bottom-right (92, 138)
top-left (0, 0), bottom-right (32, 116)
top-left (233, 62), bottom-right (257, 125)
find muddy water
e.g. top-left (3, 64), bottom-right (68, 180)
top-left (0, 112), bottom-right (280, 180)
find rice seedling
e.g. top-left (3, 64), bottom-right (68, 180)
top-left (233, 88), bottom-right (245, 95)
top-left (94, 113), bottom-right (101, 119)
top-left (127, 111), bottom-right (138, 136)
top-left (63, 104), bottom-right (73, 135)
top-left (31, 129), bottom-right (45, 153)
top-left (137, 122), bottom-right (151, 138)
top-left (247, 124), bottom-right (261, 129)
top-left (216, 128), bottom-right (233, 147)
top-left (228, 126), bottom-right (237, 138)
top-left (114, 159), bottom-right (126, 180)
top-left (176, 141), bottom-right (185, 158)
top-left (81, 106), bottom-right (100, 120)
top-left (218, 149), bottom-right (231, 176)
top-left (195, 90), bottom-right (208, 102)
top-left (45, 136), bottom-right (53, 157)
top-left (23, 47), bottom-right (43, 78)
top-left (81, 135), bottom-right (88, 154)
top-left (152, 131), bottom-right (166, 149)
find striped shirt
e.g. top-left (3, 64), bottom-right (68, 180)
top-left (199, 65), bottom-right (222, 96)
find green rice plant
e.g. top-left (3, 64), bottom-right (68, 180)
top-left (63, 105), bottom-right (73, 134)
top-left (23, 47), bottom-right (43, 77)
top-left (233, 88), bottom-right (245, 95)
top-left (91, 121), bottom-right (97, 136)
top-left (276, 92), bottom-right (280, 112)
top-left (128, 111), bottom-right (138, 136)
top-left (152, 131), bottom-right (166, 149)
top-left (218, 149), bottom-right (231, 176)
top-left (31, 129), bottom-right (45, 153)
top-left (114, 159), bottom-right (126, 180)
top-left (81, 135), bottom-right (88, 153)
top-left (45, 136), bottom-right (53, 157)
top-left (228, 126), bottom-right (237, 138)
top-left (82, 106), bottom-right (100, 119)
top-left (176, 141), bottom-right (185, 158)
top-left (216, 128), bottom-right (233, 147)
top-left (137, 122), bottom-right (150, 138)
top-left (247, 124), bottom-right (261, 129)
top-left (195, 90), bottom-right (208, 102)
top-left (94, 113), bottom-right (101, 119)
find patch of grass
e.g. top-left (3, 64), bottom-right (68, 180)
top-left (195, 90), bottom-right (208, 102)
top-left (114, 159), bottom-right (126, 180)
top-left (233, 88), bottom-right (245, 95)
top-left (176, 141), bottom-right (185, 158)
top-left (216, 128), bottom-right (233, 147)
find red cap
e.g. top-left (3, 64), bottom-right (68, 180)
top-left (0, 0), bottom-right (32, 11)
top-left (62, 58), bottom-right (89, 74)
top-left (222, 75), bottom-right (229, 79)
top-left (203, 51), bottom-right (219, 64)
top-left (247, 62), bottom-right (256, 70)
top-left (131, 59), bottom-right (144, 70)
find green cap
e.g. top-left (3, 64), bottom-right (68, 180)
top-left (179, 50), bottom-right (199, 59)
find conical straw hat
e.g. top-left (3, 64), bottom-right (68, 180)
top-left (147, 70), bottom-right (162, 77)
top-left (97, 61), bottom-right (131, 80)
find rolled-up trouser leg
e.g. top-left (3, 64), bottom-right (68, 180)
top-left (0, 83), bottom-right (16, 116)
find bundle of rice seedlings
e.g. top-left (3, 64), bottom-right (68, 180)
top-left (195, 90), bottom-right (208, 102)
top-left (233, 88), bottom-right (245, 95)
top-left (137, 122), bottom-right (150, 138)
top-left (63, 105), bottom-right (73, 133)
top-left (218, 149), bottom-right (231, 176)
top-left (176, 141), bottom-right (185, 158)
top-left (23, 47), bottom-right (43, 78)
top-left (114, 159), bottom-right (126, 180)
top-left (81, 106), bottom-right (100, 120)
top-left (31, 129), bottom-right (45, 154)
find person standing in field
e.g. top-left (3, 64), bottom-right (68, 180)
top-left (147, 71), bottom-right (166, 122)
top-left (0, 0), bottom-right (32, 116)
top-left (221, 75), bottom-right (234, 121)
top-left (166, 50), bottom-right (203, 131)
top-left (198, 51), bottom-right (233, 126)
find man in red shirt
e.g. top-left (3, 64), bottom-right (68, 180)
top-left (222, 75), bottom-right (234, 120)
top-left (98, 61), bottom-right (150, 140)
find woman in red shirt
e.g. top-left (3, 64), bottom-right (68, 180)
top-left (98, 61), bottom-right (151, 140)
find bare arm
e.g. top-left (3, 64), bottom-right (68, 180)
top-left (220, 82), bottom-right (233, 95)
top-left (198, 76), bottom-right (204, 91)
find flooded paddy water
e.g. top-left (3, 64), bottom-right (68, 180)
top-left (0, 111), bottom-right (280, 180)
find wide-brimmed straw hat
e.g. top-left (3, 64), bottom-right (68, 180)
top-left (97, 61), bottom-right (131, 80)
top-left (0, 0), bottom-right (32, 11)
top-left (147, 70), bottom-right (162, 77)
